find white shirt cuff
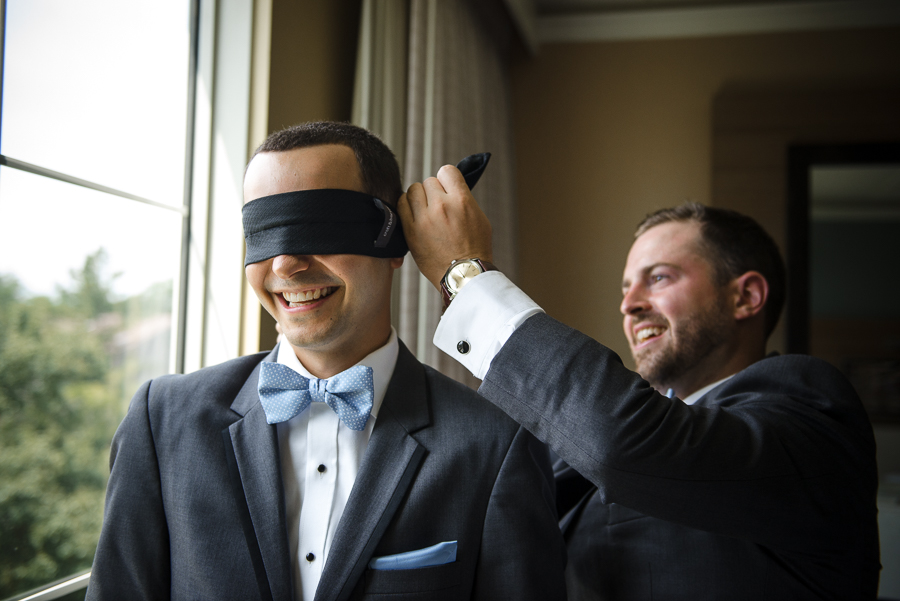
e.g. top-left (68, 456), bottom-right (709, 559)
top-left (434, 271), bottom-right (543, 380)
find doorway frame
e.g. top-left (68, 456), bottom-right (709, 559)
top-left (785, 141), bottom-right (900, 354)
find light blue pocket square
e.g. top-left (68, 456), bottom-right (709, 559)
top-left (368, 541), bottom-right (458, 571)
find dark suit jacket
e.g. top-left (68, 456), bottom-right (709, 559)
top-left (86, 341), bottom-right (566, 600)
top-left (477, 313), bottom-right (879, 600)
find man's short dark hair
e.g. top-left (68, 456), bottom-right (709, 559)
top-left (251, 121), bottom-right (403, 207)
top-left (635, 202), bottom-right (786, 338)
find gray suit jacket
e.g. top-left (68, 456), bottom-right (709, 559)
top-left (86, 341), bottom-right (566, 600)
top-left (478, 313), bottom-right (879, 600)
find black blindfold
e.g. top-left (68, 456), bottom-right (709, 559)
top-left (242, 152), bottom-right (490, 266)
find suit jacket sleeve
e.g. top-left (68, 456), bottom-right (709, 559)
top-left (86, 380), bottom-right (171, 600)
top-left (478, 313), bottom-right (877, 554)
top-left (472, 425), bottom-right (567, 601)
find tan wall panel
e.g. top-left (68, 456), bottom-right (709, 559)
top-left (713, 133), bottom-right (791, 169)
top-left (266, 0), bottom-right (361, 137)
top-left (511, 26), bottom-right (900, 366)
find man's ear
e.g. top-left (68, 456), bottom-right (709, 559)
top-left (390, 256), bottom-right (405, 270)
top-left (731, 271), bottom-right (768, 322)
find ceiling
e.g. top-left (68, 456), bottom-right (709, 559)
top-left (536, 0), bottom-right (837, 15)
top-left (515, 0), bottom-right (900, 49)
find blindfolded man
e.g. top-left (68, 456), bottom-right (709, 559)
top-left (87, 122), bottom-right (566, 601)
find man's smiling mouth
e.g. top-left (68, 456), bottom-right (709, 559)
top-left (282, 287), bottom-right (336, 307)
top-left (635, 326), bottom-right (665, 344)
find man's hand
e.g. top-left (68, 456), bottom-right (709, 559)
top-left (398, 164), bottom-right (494, 290)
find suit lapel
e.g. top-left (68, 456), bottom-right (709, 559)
top-left (222, 349), bottom-right (293, 601)
top-left (314, 342), bottom-right (431, 601)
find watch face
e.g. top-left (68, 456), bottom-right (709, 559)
top-left (446, 261), bottom-right (482, 293)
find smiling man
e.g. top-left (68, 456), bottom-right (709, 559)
top-left (398, 168), bottom-right (880, 600)
top-left (619, 208), bottom-right (781, 402)
top-left (86, 122), bottom-right (566, 601)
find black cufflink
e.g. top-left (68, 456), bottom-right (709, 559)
top-left (457, 340), bottom-right (470, 354)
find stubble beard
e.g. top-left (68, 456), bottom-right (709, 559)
top-left (632, 297), bottom-right (732, 391)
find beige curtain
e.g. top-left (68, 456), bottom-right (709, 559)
top-left (353, 0), bottom-right (518, 387)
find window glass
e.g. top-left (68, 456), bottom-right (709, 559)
top-left (2, 0), bottom-right (191, 206)
top-left (0, 0), bottom-right (191, 596)
top-left (0, 167), bottom-right (183, 598)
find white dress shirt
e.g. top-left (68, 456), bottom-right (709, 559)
top-left (681, 375), bottom-right (734, 405)
top-left (276, 328), bottom-right (399, 601)
top-left (434, 271), bottom-right (543, 379)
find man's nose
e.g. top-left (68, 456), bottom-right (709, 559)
top-left (272, 255), bottom-right (312, 279)
top-left (620, 285), bottom-right (651, 316)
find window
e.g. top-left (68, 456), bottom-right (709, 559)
top-left (0, 0), bottom-right (254, 597)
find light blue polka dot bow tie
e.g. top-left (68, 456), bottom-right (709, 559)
top-left (257, 362), bottom-right (374, 431)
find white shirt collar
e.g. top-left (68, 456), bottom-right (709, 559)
top-left (680, 374), bottom-right (736, 405)
top-left (275, 327), bottom-right (399, 419)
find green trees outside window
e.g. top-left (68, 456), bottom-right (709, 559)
top-left (0, 250), bottom-right (172, 596)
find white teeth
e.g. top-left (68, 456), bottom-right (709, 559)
top-left (636, 326), bottom-right (664, 342)
top-left (283, 287), bottom-right (334, 305)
